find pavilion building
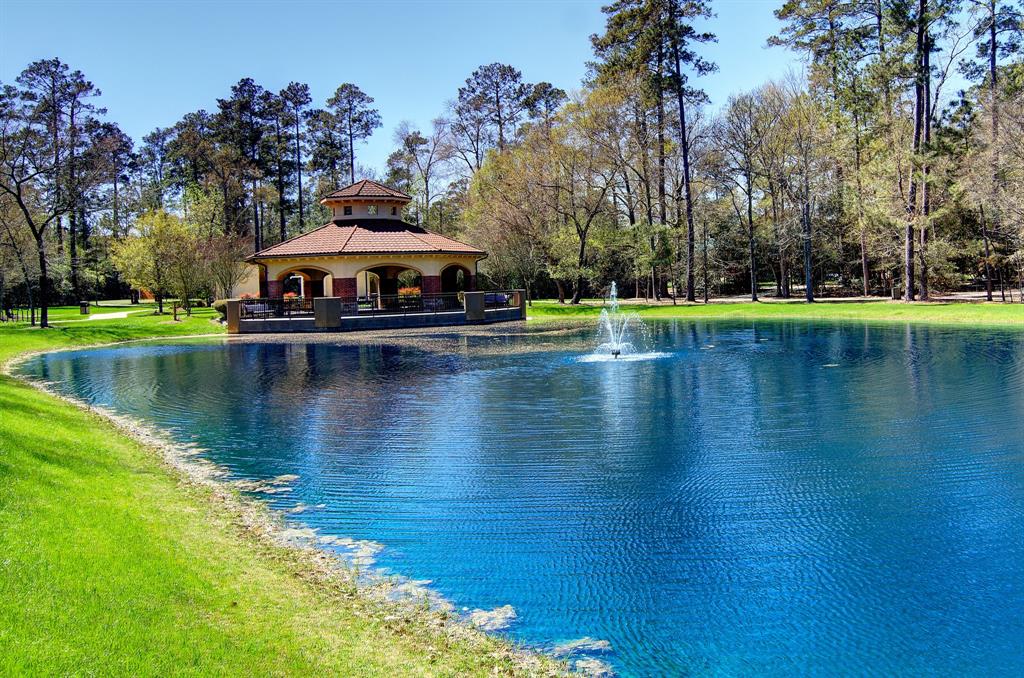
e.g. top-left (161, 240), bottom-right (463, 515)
top-left (246, 179), bottom-right (485, 301)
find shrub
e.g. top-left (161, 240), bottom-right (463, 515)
top-left (212, 299), bottom-right (229, 320)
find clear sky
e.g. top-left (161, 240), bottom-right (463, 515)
top-left (0, 0), bottom-right (799, 175)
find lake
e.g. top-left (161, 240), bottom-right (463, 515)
top-left (19, 320), bottom-right (1024, 676)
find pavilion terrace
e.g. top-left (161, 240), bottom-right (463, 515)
top-left (228, 179), bottom-right (524, 334)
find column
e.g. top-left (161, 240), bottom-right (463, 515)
top-left (422, 275), bottom-right (441, 295)
top-left (332, 277), bottom-right (357, 300)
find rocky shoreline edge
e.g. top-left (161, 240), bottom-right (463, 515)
top-left (4, 336), bottom-right (614, 677)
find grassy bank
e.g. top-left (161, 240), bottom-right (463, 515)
top-left (0, 307), bottom-right (552, 676)
top-left (526, 298), bottom-right (1024, 327)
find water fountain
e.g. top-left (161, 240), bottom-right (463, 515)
top-left (596, 282), bottom-right (640, 359)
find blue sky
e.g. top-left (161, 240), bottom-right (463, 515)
top-left (1, 0), bottom-right (798, 174)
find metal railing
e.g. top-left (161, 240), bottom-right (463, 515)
top-left (1, 306), bottom-right (36, 323)
top-left (483, 291), bottom-right (515, 310)
top-left (239, 297), bottom-right (314, 320)
top-left (359, 293), bottom-right (463, 317)
top-left (237, 291), bottom-right (520, 323)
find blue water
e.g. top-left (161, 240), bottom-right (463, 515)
top-left (19, 321), bottom-right (1024, 676)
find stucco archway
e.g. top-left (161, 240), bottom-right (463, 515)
top-left (272, 266), bottom-right (331, 298)
top-left (440, 264), bottom-right (473, 294)
top-left (356, 263), bottom-right (424, 297)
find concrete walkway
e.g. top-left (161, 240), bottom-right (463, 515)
top-left (52, 310), bottom-right (140, 324)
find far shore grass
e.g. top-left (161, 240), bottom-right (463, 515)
top-left (0, 305), bottom-right (555, 676)
top-left (526, 297), bottom-right (1024, 327)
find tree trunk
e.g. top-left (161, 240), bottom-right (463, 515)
top-left (69, 103), bottom-right (80, 303)
top-left (652, 132), bottom-right (666, 298)
top-left (989, 0), bottom-right (1000, 230)
top-left (294, 116), bottom-right (304, 231)
top-left (671, 30), bottom-right (698, 302)
top-left (747, 172), bottom-right (758, 302)
top-left (919, 31), bottom-right (932, 300)
top-left (702, 218), bottom-right (709, 303)
top-left (904, 0), bottom-right (927, 302)
top-left (572, 232), bottom-right (588, 305)
top-left (276, 118), bottom-right (287, 243)
top-left (112, 176), bottom-right (120, 238)
top-left (854, 104), bottom-right (869, 296)
top-left (253, 179), bottom-right (262, 252)
top-left (803, 198), bottom-right (814, 303)
top-left (348, 109), bottom-right (356, 184)
top-left (781, 253), bottom-right (790, 299)
top-left (35, 235), bottom-right (49, 328)
top-left (981, 204), bottom-right (994, 301)
top-left (860, 230), bottom-right (869, 296)
top-left (656, 45), bottom-right (667, 232)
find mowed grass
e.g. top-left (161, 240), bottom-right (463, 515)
top-left (0, 307), bottom-right (546, 676)
top-left (526, 298), bottom-right (1024, 327)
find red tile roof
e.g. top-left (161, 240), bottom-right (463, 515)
top-left (322, 179), bottom-right (411, 201)
top-left (249, 219), bottom-right (485, 259)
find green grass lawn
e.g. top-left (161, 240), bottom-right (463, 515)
top-left (0, 307), bottom-right (550, 676)
top-left (526, 298), bottom-right (1024, 327)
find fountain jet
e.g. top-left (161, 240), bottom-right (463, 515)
top-left (596, 282), bottom-right (641, 358)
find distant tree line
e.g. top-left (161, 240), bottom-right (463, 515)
top-left (2, 0), bottom-right (1023, 326)
top-left (466, 0), bottom-right (1024, 304)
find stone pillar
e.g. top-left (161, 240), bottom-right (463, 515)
top-left (314, 297), bottom-right (342, 329)
top-left (463, 291), bottom-right (485, 321)
top-left (422, 275), bottom-right (441, 295)
top-left (267, 280), bottom-right (283, 298)
top-left (514, 289), bottom-right (527, 320)
top-left (332, 277), bottom-right (357, 300)
top-left (226, 299), bottom-right (241, 334)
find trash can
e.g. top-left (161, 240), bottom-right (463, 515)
top-left (80, 302), bottom-right (89, 315)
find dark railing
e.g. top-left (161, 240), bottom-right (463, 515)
top-left (360, 293), bottom-right (463, 317)
top-left (239, 297), bottom-right (314, 320)
top-left (1, 306), bottom-right (36, 323)
top-left (237, 291), bottom-right (519, 323)
top-left (484, 291), bottom-right (514, 310)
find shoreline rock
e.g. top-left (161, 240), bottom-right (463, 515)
top-left (4, 341), bottom-right (565, 677)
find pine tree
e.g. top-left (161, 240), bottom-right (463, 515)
top-left (326, 84), bottom-right (382, 184)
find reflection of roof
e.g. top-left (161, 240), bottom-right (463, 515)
top-left (322, 179), bottom-right (411, 201)
top-left (249, 219), bottom-right (486, 259)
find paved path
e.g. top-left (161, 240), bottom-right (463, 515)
top-left (52, 310), bottom-right (138, 324)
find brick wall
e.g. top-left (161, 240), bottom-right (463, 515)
top-left (421, 275), bottom-right (441, 294)
top-left (333, 277), bottom-right (357, 300)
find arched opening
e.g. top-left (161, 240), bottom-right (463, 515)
top-left (275, 267), bottom-right (330, 298)
top-left (440, 264), bottom-right (472, 294)
top-left (358, 264), bottom-right (423, 310)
